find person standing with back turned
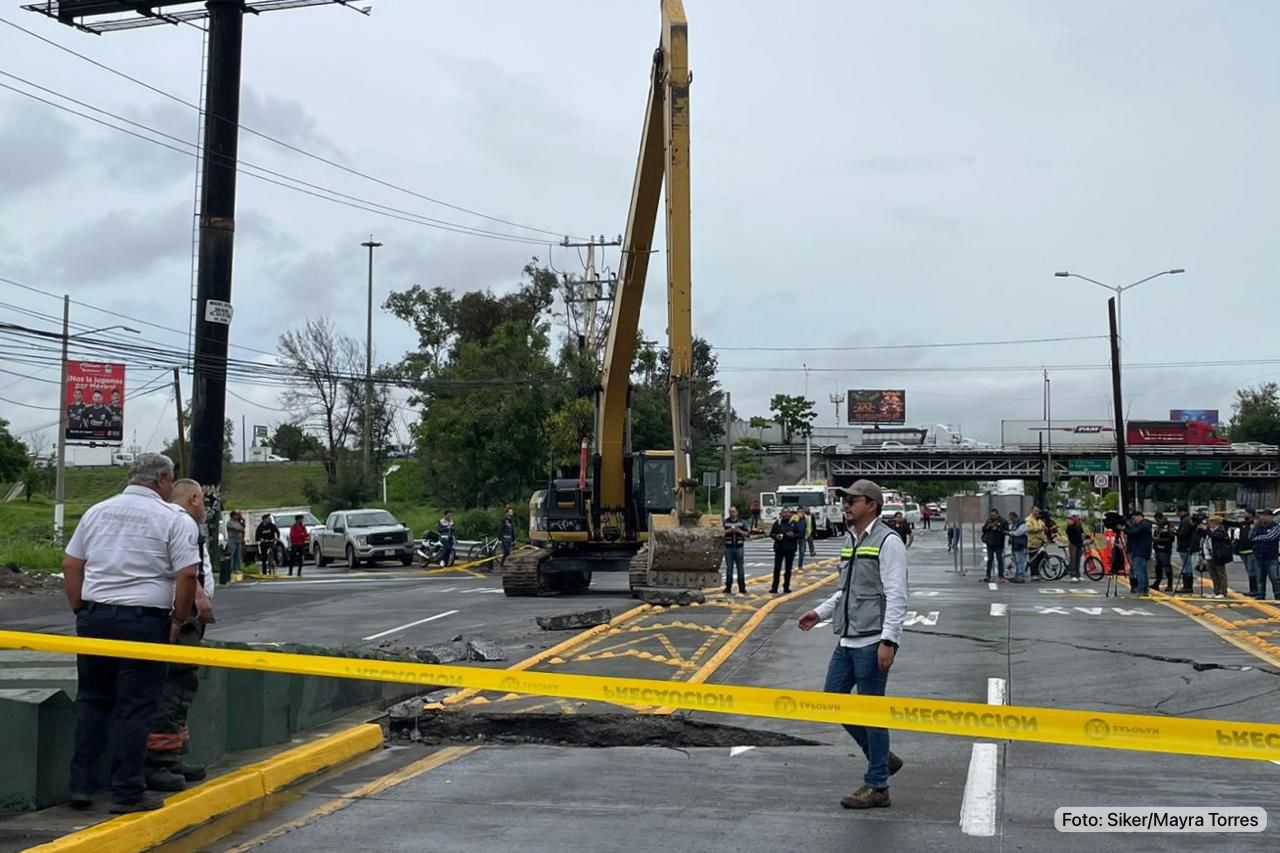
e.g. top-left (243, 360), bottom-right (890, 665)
top-left (798, 479), bottom-right (908, 810)
top-left (60, 453), bottom-right (200, 813)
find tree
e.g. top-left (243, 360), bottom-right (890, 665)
top-left (769, 394), bottom-right (817, 444)
top-left (277, 318), bottom-right (363, 482)
top-left (162, 405), bottom-right (233, 466)
top-left (270, 423), bottom-right (323, 461)
top-left (1226, 384), bottom-right (1280, 446)
top-left (748, 416), bottom-right (771, 441)
top-left (0, 418), bottom-right (29, 481)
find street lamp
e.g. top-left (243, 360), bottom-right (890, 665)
top-left (361, 237), bottom-right (383, 476)
top-left (382, 463), bottom-right (401, 505)
top-left (1054, 268), bottom-right (1184, 344)
top-left (53, 309), bottom-right (142, 539)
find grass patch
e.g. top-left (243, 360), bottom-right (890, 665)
top-left (0, 539), bottom-right (64, 572)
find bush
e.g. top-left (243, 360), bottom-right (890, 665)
top-left (0, 523), bottom-right (64, 572)
top-left (451, 507), bottom-right (527, 542)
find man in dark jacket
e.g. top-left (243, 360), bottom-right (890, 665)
top-left (981, 509), bottom-right (1008, 583)
top-left (1065, 512), bottom-right (1088, 583)
top-left (1174, 505), bottom-right (1197, 594)
top-left (499, 506), bottom-right (516, 567)
top-left (1252, 508), bottom-right (1280, 600)
top-left (1151, 512), bottom-right (1175, 593)
top-left (1125, 510), bottom-right (1153, 595)
top-left (1236, 509), bottom-right (1257, 596)
top-left (770, 509), bottom-right (800, 594)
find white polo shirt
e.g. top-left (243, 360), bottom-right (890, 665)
top-left (66, 485), bottom-right (203, 610)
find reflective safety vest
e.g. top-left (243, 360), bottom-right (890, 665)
top-left (834, 519), bottom-right (896, 639)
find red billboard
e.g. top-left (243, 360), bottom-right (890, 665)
top-left (847, 389), bottom-right (906, 424)
top-left (65, 362), bottom-right (125, 443)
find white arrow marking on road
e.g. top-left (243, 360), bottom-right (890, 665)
top-left (1036, 606), bottom-right (1070, 615)
top-left (912, 590), bottom-right (941, 597)
top-left (362, 609), bottom-right (460, 641)
top-left (729, 746), bottom-right (756, 757)
top-left (1111, 608), bottom-right (1153, 616)
top-left (1039, 588), bottom-right (1066, 595)
top-left (989, 603), bottom-right (1007, 617)
top-left (903, 610), bottom-right (940, 626)
top-left (1074, 607), bottom-right (1104, 616)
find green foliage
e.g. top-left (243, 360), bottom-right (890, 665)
top-left (748, 416), bottom-right (771, 439)
top-left (1101, 490), bottom-right (1120, 511)
top-left (1226, 383), bottom-right (1280, 445)
top-left (0, 418), bottom-right (30, 481)
top-left (162, 404), bottom-right (235, 466)
top-left (270, 423), bottom-right (324, 461)
top-left (876, 479), bottom-right (979, 503)
top-left (302, 464), bottom-right (377, 515)
top-left (0, 521), bottom-right (63, 571)
top-left (769, 394), bottom-right (817, 443)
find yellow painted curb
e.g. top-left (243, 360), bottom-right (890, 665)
top-left (26, 724), bottom-right (384, 853)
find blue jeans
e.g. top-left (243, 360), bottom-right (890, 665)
top-left (823, 643), bottom-right (891, 789)
top-left (1257, 558), bottom-right (1280, 599)
top-left (1011, 548), bottom-right (1027, 579)
top-left (1244, 553), bottom-right (1259, 590)
top-left (72, 606), bottom-right (170, 803)
top-left (723, 545), bottom-right (745, 591)
top-left (986, 546), bottom-right (1004, 579)
top-left (797, 540), bottom-right (807, 570)
top-left (228, 538), bottom-right (242, 575)
top-left (1179, 551), bottom-right (1195, 577)
top-left (1129, 555), bottom-right (1150, 593)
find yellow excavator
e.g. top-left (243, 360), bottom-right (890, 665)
top-left (502, 0), bottom-right (723, 597)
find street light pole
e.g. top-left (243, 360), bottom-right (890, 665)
top-left (52, 309), bottom-right (142, 540)
top-left (803, 363), bottom-right (811, 482)
top-left (361, 237), bottom-right (383, 476)
top-left (1053, 268), bottom-right (1185, 345)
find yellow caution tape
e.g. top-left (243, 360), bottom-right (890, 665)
top-left (2, 629), bottom-right (1278, 762)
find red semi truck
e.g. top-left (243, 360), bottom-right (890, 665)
top-left (1126, 420), bottom-right (1230, 447)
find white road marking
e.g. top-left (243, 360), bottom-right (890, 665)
top-left (912, 590), bottom-right (941, 597)
top-left (459, 587), bottom-right (504, 595)
top-left (729, 746), bottom-right (756, 757)
top-left (1040, 587), bottom-right (1099, 596)
top-left (961, 675), bottom-right (1004, 836)
top-left (988, 582), bottom-right (998, 591)
top-left (1074, 607), bottom-right (1103, 616)
top-left (1111, 607), bottom-right (1153, 616)
top-left (989, 603), bottom-right (1007, 617)
top-left (1036, 606), bottom-right (1070, 615)
top-left (244, 577), bottom-right (439, 588)
top-left (902, 610), bottom-right (940, 627)
top-left (361, 610), bottom-right (460, 641)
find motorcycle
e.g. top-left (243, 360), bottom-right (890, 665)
top-left (414, 531), bottom-right (456, 567)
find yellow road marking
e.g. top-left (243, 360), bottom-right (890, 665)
top-left (1153, 589), bottom-right (1280, 669)
top-left (223, 746), bottom-right (475, 853)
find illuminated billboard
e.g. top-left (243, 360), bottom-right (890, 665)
top-left (847, 390), bottom-right (906, 425)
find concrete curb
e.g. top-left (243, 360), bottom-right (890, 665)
top-left (26, 723), bottom-right (384, 853)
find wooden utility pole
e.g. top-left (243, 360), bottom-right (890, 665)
top-left (1108, 298), bottom-right (1130, 517)
top-left (174, 367), bottom-right (187, 478)
top-left (723, 392), bottom-right (732, 517)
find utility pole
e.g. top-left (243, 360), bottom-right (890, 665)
top-left (241, 415), bottom-right (246, 464)
top-left (53, 295), bottom-right (69, 542)
top-left (561, 234), bottom-right (620, 362)
top-left (174, 368), bottom-right (187, 478)
top-left (803, 363), bottom-right (812, 482)
top-left (829, 391), bottom-right (845, 428)
top-left (361, 237), bottom-right (383, 475)
top-left (723, 392), bottom-right (732, 518)
top-left (188, 0), bottom-right (243, 493)
top-left (1108, 298), bottom-right (1131, 517)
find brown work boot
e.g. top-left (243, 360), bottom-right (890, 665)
top-left (841, 785), bottom-right (891, 809)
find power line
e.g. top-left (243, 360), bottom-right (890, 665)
top-left (0, 77), bottom-right (554, 247)
top-left (0, 14), bottom-right (584, 242)
top-left (712, 334), bottom-right (1109, 353)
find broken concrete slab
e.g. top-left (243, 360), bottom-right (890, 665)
top-left (414, 642), bottom-right (466, 664)
top-left (637, 587), bottom-right (706, 607)
top-left (465, 639), bottom-right (505, 662)
top-left (536, 608), bottom-right (613, 631)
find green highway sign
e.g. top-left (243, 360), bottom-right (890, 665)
top-left (1143, 460), bottom-right (1182, 477)
top-left (1186, 460), bottom-right (1224, 476)
top-left (1068, 459), bottom-right (1111, 474)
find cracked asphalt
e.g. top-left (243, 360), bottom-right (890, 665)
top-left (182, 528), bottom-right (1280, 852)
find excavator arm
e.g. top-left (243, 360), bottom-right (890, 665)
top-left (597, 0), bottom-right (699, 531)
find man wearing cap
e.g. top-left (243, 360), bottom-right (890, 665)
top-left (1251, 508), bottom-right (1280, 600)
top-left (769, 508), bottom-right (800, 594)
top-left (798, 479), bottom-right (908, 810)
top-left (1235, 509), bottom-right (1257, 597)
top-left (1201, 514), bottom-right (1233, 598)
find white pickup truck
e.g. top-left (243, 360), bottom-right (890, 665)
top-left (313, 509), bottom-right (414, 568)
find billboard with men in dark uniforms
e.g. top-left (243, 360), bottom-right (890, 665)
top-left (65, 361), bottom-right (125, 443)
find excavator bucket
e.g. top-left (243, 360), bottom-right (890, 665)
top-left (643, 514), bottom-right (724, 587)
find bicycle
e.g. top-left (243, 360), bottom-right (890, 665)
top-left (466, 536), bottom-right (501, 562)
top-left (1005, 543), bottom-right (1068, 580)
top-left (1084, 542), bottom-right (1128, 582)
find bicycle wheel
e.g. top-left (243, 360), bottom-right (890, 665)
top-left (466, 543), bottom-right (483, 561)
top-left (1084, 556), bottom-right (1104, 581)
top-left (1041, 554), bottom-right (1067, 581)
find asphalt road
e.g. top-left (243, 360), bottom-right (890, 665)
top-left (196, 527), bottom-right (1280, 852)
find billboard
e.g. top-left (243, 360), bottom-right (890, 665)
top-left (65, 361), bottom-right (125, 444)
top-left (1170, 409), bottom-right (1219, 425)
top-left (57, 1), bottom-right (199, 21)
top-left (847, 389), bottom-right (906, 424)
top-left (1000, 420), bottom-right (1116, 449)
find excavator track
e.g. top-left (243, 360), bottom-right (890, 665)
top-left (629, 547), bottom-right (651, 597)
top-left (502, 549), bottom-right (593, 597)
top-left (501, 548), bottom-right (547, 597)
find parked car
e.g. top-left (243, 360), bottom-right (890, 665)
top-left (313, 509), bottom-right (414, 568)
top-left (234, 506), bottom-right (322, 566)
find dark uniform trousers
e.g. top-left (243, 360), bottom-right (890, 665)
top-left (145, 620), bottom-right (205, 769)
top-left (71, 605), bottom-right (170, 803)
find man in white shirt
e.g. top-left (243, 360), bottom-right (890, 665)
top-left (145, 479), bottom-right (217, 792)
top-left (798, 479), bottom-right (908, 810)
top-left (61, 454), bottom-right (200, 814)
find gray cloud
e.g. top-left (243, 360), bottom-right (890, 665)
top-left (32, 203), bottom-right (192, 286)
top-left (239, 86), bottom-right (345, 161)
top-left (0, 100), bottom-right (76, 195)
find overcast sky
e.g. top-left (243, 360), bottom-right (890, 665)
top-left (1, 0), bottom-right (1277, 457)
